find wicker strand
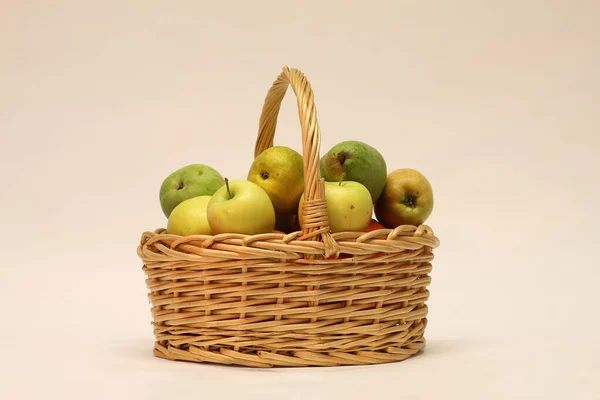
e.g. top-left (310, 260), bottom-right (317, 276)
top-left (255, 66), bottom-right (338, 258)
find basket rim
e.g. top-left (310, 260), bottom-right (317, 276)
top-left (138, 223), bottom-right (439, 264)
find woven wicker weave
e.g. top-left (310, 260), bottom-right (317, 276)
top-left (137, 66), bottom-right (440, 367)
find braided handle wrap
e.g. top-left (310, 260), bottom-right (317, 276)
top-left (255, 66), bottom-right (338, 258)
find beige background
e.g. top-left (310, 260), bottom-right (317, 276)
top-left (1, 1), bottom-right (599, 399)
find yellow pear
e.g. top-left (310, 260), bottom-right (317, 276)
top-left (247, 146), bottom-right (304, 214)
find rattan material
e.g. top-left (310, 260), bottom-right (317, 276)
top-left (137, 66), bottom-right (440, 367)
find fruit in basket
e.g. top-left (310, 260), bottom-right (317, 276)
top-left (275, 213), bottom-right (298, 233)
top-left (375, 168), bottom-right (434, 227)
top-left (247, 146), bottom-right (304, 213)
top-left (326, 253), bottom-right (352, 260)
top-left (159, 164), bottom-right (225, 217)
top-left (365, 219), bottom-right (386, 232)
top-left (291, 215), bottom-right (301, 232)
top-left (166, 195), bottom-right (213, 236)
top-left (298, 180), bottom-right (372, 233)
top-left (207, 179), bottom-right (276, 235)
top-left (320, 141), bottom-right (387, 203)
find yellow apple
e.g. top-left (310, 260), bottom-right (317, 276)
top-left (166, 195), bottom-right (213, 236)
top-left (207, 179), bottom-right (276, 235)
top-left (375, 168), bottom-right (434, 227)
top-left (298, 181), bottom-right (373, 233)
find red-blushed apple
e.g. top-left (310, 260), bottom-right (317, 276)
top-left (274, 213), bottom-right (298, 233)
top-left (326, 253), bottom-right (352, 260)
top-left (298, 180), bottom-right (373, 233)
top-left (365, 219), bottom-right (386, 232)
top-left (207, 179), bottom-right (276, 235)
top-left (291, 215), bottom-right (301, 232)
top-left (375, 168), bottom-right (434, 227)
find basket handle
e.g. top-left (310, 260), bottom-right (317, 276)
top-left (255, 66), bottom-right (338, 258)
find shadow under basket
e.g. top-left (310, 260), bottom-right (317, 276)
top-left (137, 66), bottom-right (440, 368)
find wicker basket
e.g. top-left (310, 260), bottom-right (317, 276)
top-left (137, 66), bottom-right (440, 368)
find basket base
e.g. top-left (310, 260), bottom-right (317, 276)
top-left (151, 339), bottom-right (426, 368)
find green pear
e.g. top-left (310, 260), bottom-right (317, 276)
top-left (159, 164), bottom-right (225, 217)
top-left (320, 141), bottom-right (387, 203)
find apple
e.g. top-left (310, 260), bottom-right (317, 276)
top-left (298, 180), bottom-right (372, 233)
top-left (326, 253), bottom-right (352, 260)
top-left (247, 146), bottom-right (304, 214)
top-left (274, 212), bottom-right (298, 233)
top-left (207, 179), bottom-right (276, 235)
top-left (159, 164), bottom-right (225, 217)
top-left (365, 219), bottom-right (386, 232)
top-left (320, 141), bottom-right (387, 203)
top-left (291, 214), bottom-right (301, 232)
top-left (375, 168), bottom-right (434, 227)
top-left (167, 195), bottom-right (213, 236)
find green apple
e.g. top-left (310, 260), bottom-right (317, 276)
top-left (207, 179), bottom-right (276, 235)
top-left (298, 180), bottom-right (373, 233)
top-left (375, 168), bottom-right (434, 227)
top-left (167, 195), bottom-right (213, 236)
top-left (159, 164), bottom-right (225, 217)
top-left (247, 146), bottom-right (304, 214)
top-left (320, 140), bottom-right (387, 203)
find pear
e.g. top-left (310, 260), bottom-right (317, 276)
top-left (320, 141), bottom-right (387, 203)
top-left (247, 146), bottom-right (304, 214)
top-left (159, 164), bottom-right (225, 217)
